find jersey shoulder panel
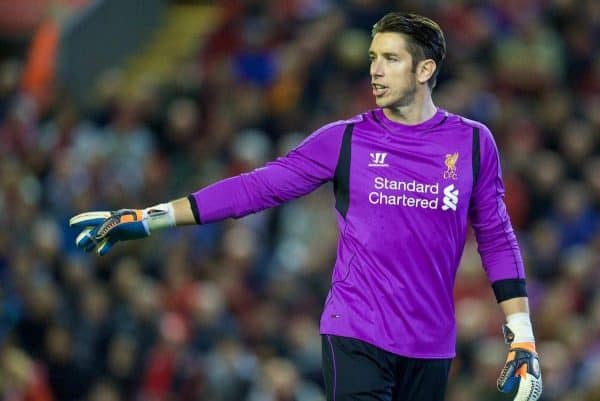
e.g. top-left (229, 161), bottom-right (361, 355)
top-left (441, 113), bottom-right (497, 149)
top-left (296, 114), bottom-right (364, 149)
top-left (455, 114), bottom-right (493, 137)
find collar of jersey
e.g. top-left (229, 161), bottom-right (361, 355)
top-left (372, 107), bottom-right (448, 134)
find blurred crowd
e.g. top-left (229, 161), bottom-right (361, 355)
top-left (1, 0), bottom-right (599, 400)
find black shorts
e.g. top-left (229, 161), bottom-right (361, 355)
top-left (322, 334), bottom-right (452, 401)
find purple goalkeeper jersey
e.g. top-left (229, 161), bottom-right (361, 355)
top-left (190, 108), bottom-right (525, 358)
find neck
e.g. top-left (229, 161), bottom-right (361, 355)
top-left (383, 91), bottom-right (437, 125)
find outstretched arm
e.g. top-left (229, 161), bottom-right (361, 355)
top-left (70, 120), bottom-right (348, 255)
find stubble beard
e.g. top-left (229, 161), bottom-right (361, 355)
top-left (389, 78), bottom-right (417, 109)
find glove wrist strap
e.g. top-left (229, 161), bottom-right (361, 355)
top-left (144, 203), bottom-right (176, 233)
top-left (505, 312), bottom-right (535, 344)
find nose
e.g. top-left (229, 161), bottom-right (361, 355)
top-left (370, 58), bottom-right (384, 78)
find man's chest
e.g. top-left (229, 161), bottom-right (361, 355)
top-left (348, 133), bottom-right (474, 214)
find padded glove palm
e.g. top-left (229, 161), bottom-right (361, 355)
top-left (497, 325), bottom-right (542, 401)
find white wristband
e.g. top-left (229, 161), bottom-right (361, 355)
top-left (506, 312), bottom-right (535, 343)
top-left (144, 203), bottom-right (176, 233)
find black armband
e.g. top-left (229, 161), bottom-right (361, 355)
top-left (492, 278), bottom-right (527, 303)
top-left (187, 195), bottom-right (202, 225)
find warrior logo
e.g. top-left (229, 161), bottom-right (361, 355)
top-left (369, 152), bottom-right (389, 167)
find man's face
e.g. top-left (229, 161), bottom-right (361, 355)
top-left (369, 32), bottom-right (418, 108)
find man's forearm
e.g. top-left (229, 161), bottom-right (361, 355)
top-left (499, 296), bottom-right (535, 343)
top-left (499, 296), bottom-right (529, 316)
top-left (171, 197), bottom-right (198, 226)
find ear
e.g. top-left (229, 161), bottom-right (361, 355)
top-left (416, 59), bottom-right (437, 85)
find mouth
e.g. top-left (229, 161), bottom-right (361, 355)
top-left (372, 83), bottom-right (387, 97)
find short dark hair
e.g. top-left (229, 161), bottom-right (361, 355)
top-left (372, 12), bottom-right (446, 89)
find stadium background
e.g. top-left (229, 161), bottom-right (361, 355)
top-left (0, 0), bottom-right (599, 400)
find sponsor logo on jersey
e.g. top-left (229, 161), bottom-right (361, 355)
top-left (441, 184), bottom-right (459, 211)
top-left (443, 152), bottom-right (459, 179)
top-left (368, 152), bottom-right (389, 167)
top-left (368, 177), bottom-right (459, 212)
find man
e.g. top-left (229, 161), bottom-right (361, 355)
top-left (71, 12), bottom-right (542, 401)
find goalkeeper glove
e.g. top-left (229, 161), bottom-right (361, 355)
top-left (69, 204), bottom-right (175, 255)
top-left (497, 313), bottom-right (542, 401)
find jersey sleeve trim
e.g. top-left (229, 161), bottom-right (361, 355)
top-left (187, 194), bottom-right (202, 224)
top-left (492, 278), bottom-right (527, 303)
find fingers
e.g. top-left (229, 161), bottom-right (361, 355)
top-left (514, 373), bottom-right (543, 401)
top-left (498, 349), bottom-right (542, 401)
top-left (71, 211), bottom-right (124, 256)
top-left (75, 227), bottom-right (118, 255)
top-left (69, 211), bottom-right (112, 228)
top-left (497, 360), bottom-right (518, 392)
top-left (74, 227), bottom-right (118, 255)
top-left (515, 363), bottom-right (528, 378)
top-left (97, 238), bottom-right (116, 256)
top-left (72, 212), bottom-right (110, 253)
top-left (75, 226), bottom-right (98, 252)
top-left (71, 210), bottom-right (146, 256)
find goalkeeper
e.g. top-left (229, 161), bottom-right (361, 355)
top-left (71, 12), bottom-right (541, 401)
